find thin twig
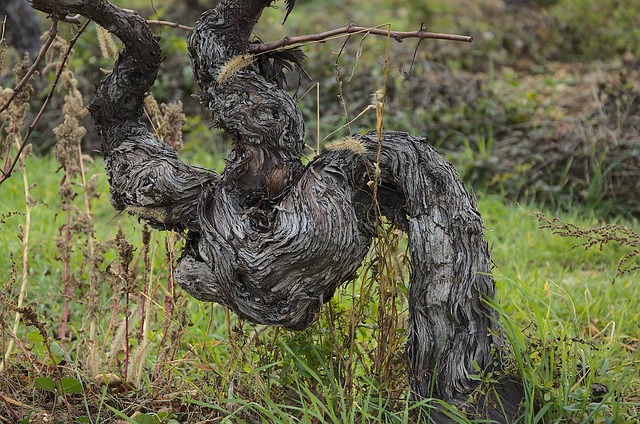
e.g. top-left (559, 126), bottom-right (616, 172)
top-left (249, 23), bottom-right (473, 54)
top-left (407, 23), bottom-right (426, 76)
top-left (60, 167), bottom-right (72, 340)
top-left (1, 15), bottom-right (6, 45)
top-left (123, 282), bottom-right (130, 381)
top-left (143, 19), bottom-right (472, 54)
top-left (146, 19), bottom-right (193, 32)
top-left (0, 19), bottom-right (91, 187)
top-left (1, 394), bottom-right (39, 417)
top-left (334, 35), bottom-right (352, 136)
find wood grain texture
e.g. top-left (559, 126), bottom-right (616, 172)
top-left (30, 0), bottom-right (524, 420)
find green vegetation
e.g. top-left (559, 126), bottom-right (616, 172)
top-left (1, 0), bottom-right (639, 422)
top-left (1, 153), bottom-right (638, 422)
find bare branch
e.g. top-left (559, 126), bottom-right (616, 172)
top-left (146, 19), bottom-right (193, 32)
top-left (249, 23), bottom-right (473, 54)
top-left (141, 20), bottom-right (472, 55)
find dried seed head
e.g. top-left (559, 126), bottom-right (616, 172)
top-left (217, 54), bottom-right (254, 85)
top-left (160, 101), bottom-right (186, 153)
top-left (42, 34), bottom-right (68, 74)
top-left (325, 136), bottom-right (366, 156)
top-left (371, 89), bottom-right (384, 108)
top-left (126, 205), bottom-right (168, 224)
top-left (97, 24), bottom-right (118, 60)
top-left (144, 94), bottom-right (186, 152)
top-left (53, 70), bottom-right (86, 181)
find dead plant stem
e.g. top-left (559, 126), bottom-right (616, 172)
top-left (316, 82), bottom-right (320, 155)
top-left (0, 19), bottom-right (91, 187)
top-left (163, 234), bottom-right (176, 337)
top-left (335, 36), bottom-right (352, 136)
top-left (60, 165), bottom-right (72, 341)
top-left (77, 144), bottom-right (99, 373)
top-left (141, 227), bottom-right (152, 343)
top-left (373, 29), bottom-right (391, 379)
top-left (0, 141), bottom-right (32, 373)
top-left (124, 287), bottom-right (130, 380)
top-left (0, 315), bottom-right (38, 372)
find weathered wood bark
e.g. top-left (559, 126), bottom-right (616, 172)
top-left (32, 0), bottom-right (524, 421)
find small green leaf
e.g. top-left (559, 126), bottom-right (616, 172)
top-left (27, 330), bottom-right (43, 345)
top-left (133, 413), bottom-right (160, 424)
top-left (76, 417), bottom-right (91, 423)
top-left (49, 341), bottom-right (65, 358)
top-left (599, 357), bottom-right (609, 376)
top-left (34, 377), bottom-right (56, 392)
top-left (61, 377), bottom-right (83, 394)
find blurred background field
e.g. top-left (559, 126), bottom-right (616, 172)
top-left (1, 0), bottom-right (639, 422)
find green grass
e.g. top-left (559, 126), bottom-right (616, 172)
top-left (1, 152), bottom-right (638, 423)
top-left (2, 0), bottom-right (639, 421)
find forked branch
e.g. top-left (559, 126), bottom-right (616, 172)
top-left (249, 23), bottom-right (472, 54)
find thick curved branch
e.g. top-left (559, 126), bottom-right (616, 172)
top-left (187, 2), bottom-right (306, 202)
top-left (30, 0), bottom-right (160, 133)
top-left (31, 0), bottom-right (219, 232)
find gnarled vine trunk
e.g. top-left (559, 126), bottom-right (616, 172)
top-left (32, 0), bottom-right (524, 421)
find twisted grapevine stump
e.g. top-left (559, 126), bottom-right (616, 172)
top-left (32, 0), bottom-right (524, 421)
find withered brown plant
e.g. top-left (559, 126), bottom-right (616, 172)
top-left (144, 93), bottom-right (186, 154)
top-left (0, 56), bottom-right (35, 373)
top-left (538, 213), bottom-right (640, 283)
top-left (52, 62), bottom-right (89, 341)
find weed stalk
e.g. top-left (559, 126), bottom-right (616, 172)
top-left (0, 57), bottom-right (35, 372)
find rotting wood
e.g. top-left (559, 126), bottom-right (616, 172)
top-left (30, 0), bottom-right (525, 421)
